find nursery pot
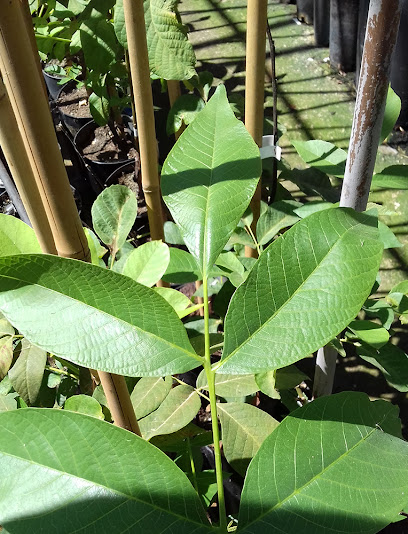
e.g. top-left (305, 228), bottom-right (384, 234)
top-left (74, 116), bottom-right (137, 183)
top-left (56, 81), bottom-right (93, 138)
top-left (42, 69), bottom-right (65, 101)
top-left (390, 0), bottom-right (408, 128)
top-left (329, 0), bottom-right (359, 72)
top-left (313, 0), bottom-right (330, 47)
top-left (297, 0), bottom-right (314, 24)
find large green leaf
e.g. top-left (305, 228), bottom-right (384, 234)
top-left (0, 408), bottom-right (212, 533)
top-left (218, 402), bottom-right (279, 476)
top-left (8, 339), bottom-right (47, 405)
top-left (238, 392), bottom-right (408, 534)
top-left (371, 165), bottom-right (408, 189)
top-left (91, 185), bottom-right (137, 256)
top-left (162, 85), bottom-right (261, 277)
top-left (80, 8), bottom-right (118, 74)
top-left (0, 255), bottom-right (201, 377)
top-left (218, 208), bottom-right (383, 374)
top-left (0, 214), bottom-right (41, 256)
top-left (114, 0), bottom-right (196, 80)
top-left (292, 140), bottom-right (347, 177)
top-left (139, 384), bottom-right (201, 440)
top-left (122, 241), bottom-right (170, 287)
top-left (379, 86), bottom-right (401, 144)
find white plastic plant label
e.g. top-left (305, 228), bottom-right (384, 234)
top-left (260, 135), bottom-right (282, 160)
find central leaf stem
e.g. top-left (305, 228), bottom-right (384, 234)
top-left (202, 276), bottom-right (227, 532)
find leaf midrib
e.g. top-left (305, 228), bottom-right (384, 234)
top-left (219, 218), bottom-right (371, 369)
top-left (0, 270), bottom-right (202, 364)
top-left (2, 450), bottom-right (209, 528)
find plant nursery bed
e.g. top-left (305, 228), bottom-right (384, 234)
top-left (57, 84), bottom-right (92, 119)
top-left (82, 125), bottom-right (138, 163)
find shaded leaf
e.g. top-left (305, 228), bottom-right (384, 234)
top-left (0, 336), bottom-right (13, 380)
top-left (292, 140), bottom-right (347, 177)
top-left (0, 392), bottom-right (18, 411)
top-left (380, 86), bottom-right (401, 144)
top-left (218, 209), bottom-right (382, 374)
top-left (348, 320), bottom-right (389, 349)
top-left (238, 392), bottom-right (408, 534)
top-left (122, 241), bottom-right (170, 286)
top-left (218, 402), bottom-right (279, 476)
top-left (0, 409), bottom-right (211, 533)
top-left (0, 317), bottom-right (14, 337)
top-left (0, 255), bottom-right (201, 377)
top-left (372, 165), bottom-right (408, 189)
top-left (162, 247), bottom-right (200, 283)
top-left (378, 221), bottom-right (402, 249)
top-left (139, 384), bottom-right (201, 440)
top-left (91, 185), bottom-right (137, 256)
top-left (357, 342), bottom-right (408, 392)
top-left (164, 221), bottom-right (185, 245)
top-left (162, 85), bottom-right (261, 277)
top-left (167, 94), bottom-right (205, 135)
top-left (130, 376), bottom-right (172, 419)
top-left (197, 370), bottom-right (258, 397)
top-left (154, 287), bottom-right (192, 315)
top-left (280, 167), bottom-right (340, 202)
top-left (275, 364), bottom-right (309, 390)
top-left (256, 200), bottom-right (301, 245)
top-left (8, 339), bottom-right (47, 405)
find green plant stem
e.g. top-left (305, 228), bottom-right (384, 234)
top-left (202, 277), bottom-right (227, 533)
top-left (45, 365), bottom-right (77, 380)
top-left (186, 437), bottom-right (199, 494)
top-left (35, 34), bottom-right (71, 43)
top-left (245, 224), bottom-right (261, 256)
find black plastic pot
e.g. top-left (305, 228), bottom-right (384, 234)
top-left (297, 0), bottom-right (314, 24)
top-left (313, 0), bottom-right (330, 47)
top-left (42, 69), bottom-right (65, 101)
top-left (74, 116), bottom-right (136, 183)
top-left (329, 0), bottom-right (359, 72)
top-left (390, 0), bottom-right (408, 128)
top-left (56, 81), bottom-right (93, 138)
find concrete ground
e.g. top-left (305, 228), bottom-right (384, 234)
top-left (180, 0), bottom-right (408, 293)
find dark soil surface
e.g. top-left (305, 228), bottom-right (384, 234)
top-left (57, 85), bottom-right (92, 119)
top-left (82, 125), bottom-right (138, 163)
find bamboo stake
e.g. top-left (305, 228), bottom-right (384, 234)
top-left (245, 0), bottom-right (268, 259)
top-left (0, 1), bottom-right (140, 434)
top-left (0, 0), bottom-right (89, 260)
top-left (0, 78), bottom-right (57, 254)
top-left (313, 0), bottom-right (402, 398)
top-left (122, 0), bottom-right (166, 247)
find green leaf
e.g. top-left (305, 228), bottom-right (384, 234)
top-left (0, 255), bottom-right (201, 377)
top-left (0, 317), bottom-right (14, 336)
top-left (80, 10), bottom-right (118, 73)
top-left (238, 392), bottom-right (408, 534)
top-left (0, 374), bottom-right (12, 395)
top-left (84, 227), bottom-right (107, 267)
top-left (0, 214), bottom-right (41, 256)
top-left (292, 140), bottom-right (347, 177)
top-left (293, 200), bottom-right (335, 218)
top-left (348, 320), bottom-right (389, 349)
top-left (130, 376), bottom-right (172, 419)
top-left (380, 86), bottom-right (401, 144)
top-left (0, 408), bottom-right (211, 533)
top-left (88, 89), bottom-right (110, 126)
top-left (357, 342), bottom-right (408, 392)
top-left (196, 370), bottom-right (258, 397)
top-left (218, 208), bottom-right (383, 374)
top-left (275, 364), bottom-right (309, 390)
top-left (167, 94), bottom-right (205, 135)
top-left (8, 339), bottom-right (47, 405)
top-left (215, 251), bottom-right (244, 276)
top-left (150, 422), bottom-right (212, 452)
top-left (0, 336), bottom-right (13, 380)
top-left (255, 370), bottom-right (279, 398)
top-left (92, 185), bottom-right (137, 256)
top-left (164, 220), bottom-right (185, 245)
top-left (162, 247), bottom-right (200, 283)
top-left (139, 384), bottom-right (201, 440)
top-left (0, 392), bottom-right (18, 411)
top-left (162, 85), bottom-right (261, 277)
top-left (256, 200), bottom-right (301, 245)
top-left (280, 167), bottom-right (340, 202)
top-left (122, 241), bottom-right (170, 286)
top-left (218, 402), bottom-right (279, 476)
top-left (154, 287), bottom-right (193, 317)
top-left (372, 165), bottom-right (408, 189)
top-left (378, 220), bottom-right (402, 249)
top-left (64, 394), bottom-right (104, 419)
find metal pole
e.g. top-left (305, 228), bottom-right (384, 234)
top-left (245, 0), bottom-right (268, 258)
top-left (314, 0), bottom-right (402, 397)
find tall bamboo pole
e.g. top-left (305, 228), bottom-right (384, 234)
top-left (245, 0), bottom-right (268, 258)
top-left (0, 0), bottom-right (89, 260)
top-left (122, 0), bottom-right (166, 247)
top-left (313, 0), bottom-right (402, 398)
top-left (0, 78), bottom-right (57, 254)
top-left (0, 1), bottom-right (140, 434)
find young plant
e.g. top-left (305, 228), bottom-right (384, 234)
top-left (1, 86), bottom-right (408, 534)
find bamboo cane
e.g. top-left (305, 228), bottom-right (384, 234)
top-left (313, 0), bottom-right (402, 398)
top-left (0, 78), bottom-right (57, 254)
top-left (0, 1), bottom-right (140, 434)
top-left (122, 0), bottom-right (166, 247)
top-left (245, 0), bottom-right (268, 259)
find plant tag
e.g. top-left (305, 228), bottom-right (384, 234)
top-left (260, 135), bottom-right (282, 161)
